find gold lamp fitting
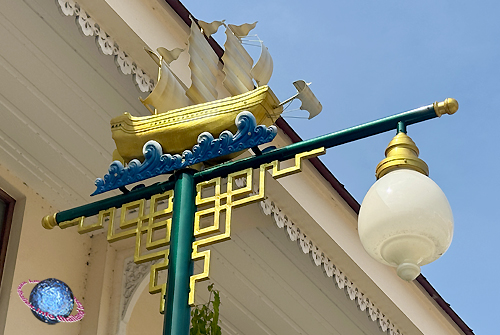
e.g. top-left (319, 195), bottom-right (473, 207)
top-left (42, 213), bottom-right (58, 230)
top-left (375, 132), bottom-right (429, 179)
top-left (434, 98), bottom-right (459, 117)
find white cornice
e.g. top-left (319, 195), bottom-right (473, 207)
top-left (56, 0), bottom-right (154, 92)
top-left (260, 197), bottom-right (403, 335)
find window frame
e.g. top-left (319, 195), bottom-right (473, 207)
top-left (0, 189), bottom-right (15, 286)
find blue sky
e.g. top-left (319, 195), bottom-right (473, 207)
top-left (183, 0), bottom-right (498, 333)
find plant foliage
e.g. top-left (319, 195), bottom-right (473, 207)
top-left (190, 283), bottom-right (221, 335)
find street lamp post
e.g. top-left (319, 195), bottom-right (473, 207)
top-left (42, 98), bottom-right (458, 335)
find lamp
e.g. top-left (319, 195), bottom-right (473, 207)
top-left (358, 117), bottom-right (455, 281)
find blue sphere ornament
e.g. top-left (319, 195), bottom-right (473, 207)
top-left (29, 278), bottom-right (74, 324)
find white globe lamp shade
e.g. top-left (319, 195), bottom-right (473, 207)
top-left (358, 169), bottom-right (453, 281)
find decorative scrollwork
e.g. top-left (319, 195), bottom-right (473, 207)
top-left (121, 258), bottom-right (159, 319)
top-left (299, 233), bottom-right (312, 253)
top-left (96, 29), bottom-right (116, 56)
top-left (57, 0), bottom-right (76, 16)
top-left (260, 195), bottom-right (405, 335)
top-left (311, 245), bottom-right (323, 266)
top-left (76, 10), bottom-right (96, 37)
top-left (92, 112), bottom-right (278, 195)
top-left (115, 50), bottom-right (133, 75)
top-left (55, 0), bottom-right (154, 92)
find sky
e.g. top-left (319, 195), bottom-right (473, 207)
top-left (183, 1), bottom-right (498, 333)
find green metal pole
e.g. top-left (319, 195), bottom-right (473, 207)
top-left (397, 121), bottom-right (407, 134)
top-left (163, 169), bottom-right (196, 335)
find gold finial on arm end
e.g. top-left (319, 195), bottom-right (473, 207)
top-left (42, 213), bottom-right (58, 230)
top-left (434, 98), bottom-right (459, 117)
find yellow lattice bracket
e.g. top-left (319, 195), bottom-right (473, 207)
top-left (57, 190), bottom-right (174, 314)
top-left (54, 147), bottom-right (326, 311)
top-left (266, 146), bottom-right (326, 178)
top-left (188, 147), bottom-right (325, 305)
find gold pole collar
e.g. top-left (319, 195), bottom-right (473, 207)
top-left (434, 98), bottom-right (459, 117)
top-left (375, 132), bottom-right (429, 179)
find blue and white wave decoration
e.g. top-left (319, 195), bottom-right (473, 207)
top-left (92, 112), bottom-right (277, 195)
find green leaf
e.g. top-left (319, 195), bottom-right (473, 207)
top-left (190, 283), bottom-right (222, 335)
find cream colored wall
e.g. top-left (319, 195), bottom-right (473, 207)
top-left (126, 283), bottom-right (163, 335)
top-left (0, 164), bottom-right (91, 335)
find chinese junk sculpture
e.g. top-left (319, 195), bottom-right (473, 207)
top-left (17, 278), bottom-right (85, 324)
top-left (110, 19), bottom-right (321, 168)
top-left (93, 19), bottom-right (322, 195)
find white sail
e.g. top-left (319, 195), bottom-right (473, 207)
top-left (292, 80), bottom-right (322, 119)
top-left (198, 20), bottom-right (224, 37)
top-left (186, 18), bottom-right (220, 104)
top-left (222, 23), bottom-right (255, 96)
top-left (227, 22), bottom-right (257, 37)
top-left (251, 41), bottom-right (273, 86)
top-left (141, 19), bottom-right (276, 114)
top-left (140, 61), bottom-right (190, 114)
top-left (157, 47), bottom-right (184, 65)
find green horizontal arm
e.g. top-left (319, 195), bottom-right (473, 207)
top-left (195, 102), bottom-right (443, 182)
top-left (46, 99), bottom-right (456, 226)
top-left (54, 180), bottom-right (174, 224)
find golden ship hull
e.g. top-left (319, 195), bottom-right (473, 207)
top-left (111, 86), bottom-right (282, 163)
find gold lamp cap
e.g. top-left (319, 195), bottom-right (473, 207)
top-left (434, 98), bottom-right (459, 117)
top-left (376, 132), bottom-right (429, 179)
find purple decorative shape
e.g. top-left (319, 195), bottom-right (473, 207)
top-left (29, 278), bottom-right (74, 325)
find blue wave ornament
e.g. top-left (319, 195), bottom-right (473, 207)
top-left (92, 111), bottom-right (277, 195)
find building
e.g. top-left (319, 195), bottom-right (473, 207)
top-left (0, 0), bottom-right (473, 334)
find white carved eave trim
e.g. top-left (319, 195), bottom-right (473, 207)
top-left (120, 257), bottom-right (159, 319)
top-left (260, 198), bottom-right (403, 335)
top-left (56, 0), bottom-right (154, 92)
